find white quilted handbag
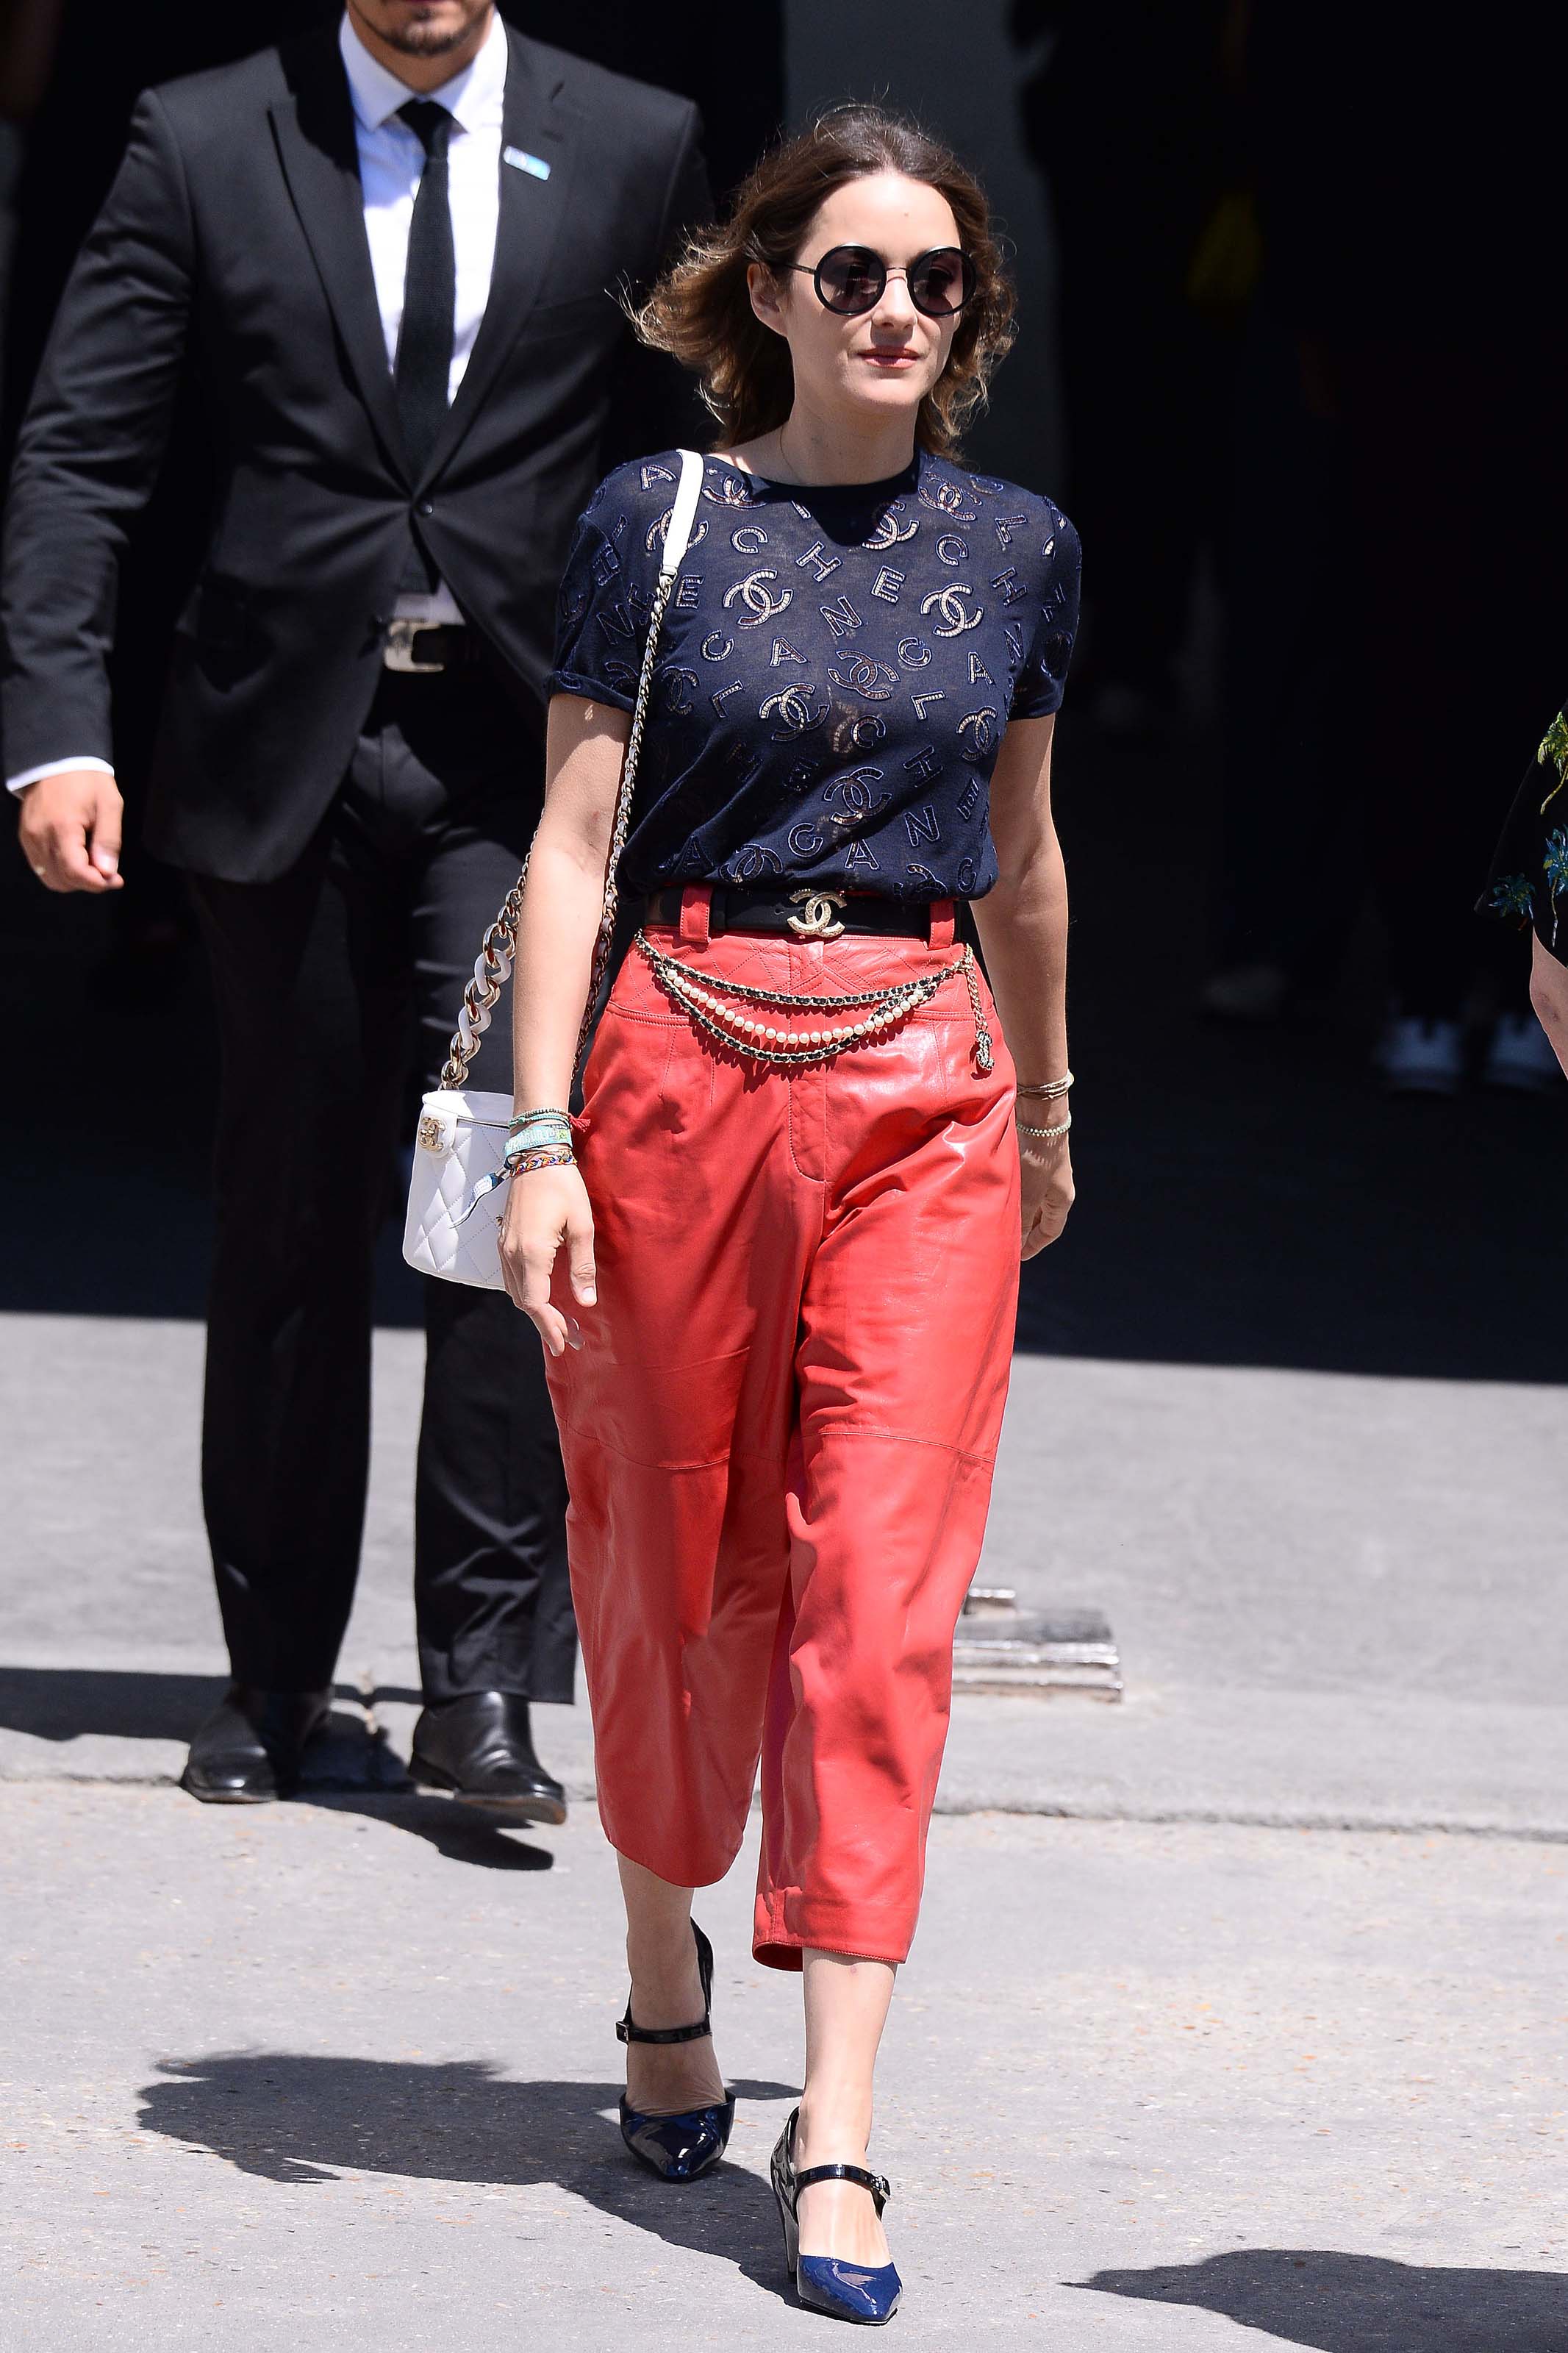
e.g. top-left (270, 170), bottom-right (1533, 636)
top-left (403, 448), bottom-right (705, 1290)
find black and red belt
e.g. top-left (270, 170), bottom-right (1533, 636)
top-left (640, 885), bottom-right (956, 940)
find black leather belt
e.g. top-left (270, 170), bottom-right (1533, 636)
top-left (641, 885), bottom-right (951, 939)
top-left (381, 618), bottom-right (485, 674)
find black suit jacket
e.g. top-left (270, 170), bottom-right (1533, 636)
top-left (1, 24), bottom-right (708, 881)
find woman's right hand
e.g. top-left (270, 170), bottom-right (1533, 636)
top-left (499, 1162), bottom-right (598, 1357)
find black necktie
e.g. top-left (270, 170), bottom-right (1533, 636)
top-left (395, 99), bottom-right (457, 479)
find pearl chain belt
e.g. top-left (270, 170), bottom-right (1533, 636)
top-left (634, 931), bottom-right (995, 1073)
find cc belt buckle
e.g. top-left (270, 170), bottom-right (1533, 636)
top-left (787, 887), bottom-right (848, 939)
top-left (384, 617), bottom-right (445, 674)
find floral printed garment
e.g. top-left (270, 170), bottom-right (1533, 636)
top-left (1481, 705), bottom-right (1568, 964)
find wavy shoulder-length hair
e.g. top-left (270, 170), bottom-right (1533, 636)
top-left (634, 106), bottom-right (1016, 460)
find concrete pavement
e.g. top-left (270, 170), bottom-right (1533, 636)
top-left (4, 1307), bottom-right (1567, 2348)
top-left (4, 1790), bottom-right (1566, 2351)
top-left (4, 1314), bottom-right (1567, 1834)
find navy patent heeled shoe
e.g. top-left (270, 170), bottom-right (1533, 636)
top-left (770, 2106), bottom-right (902, 2325)
top-left (616, 1918), bottom-right (735, 2182)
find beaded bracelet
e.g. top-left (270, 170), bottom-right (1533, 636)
top-left (1017, 1111), bottom-right (1073, 1142)
top-left (1016, 1070), bottom-right (1074, 1101)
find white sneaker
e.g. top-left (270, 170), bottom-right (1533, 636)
top-left (1376, 1014), bottom-right (1463, 1095)
top-left (1482, 1010), bottom-right (1563, 1093)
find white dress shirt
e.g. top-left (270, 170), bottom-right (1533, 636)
top-left (9, 8), bottom-right (506, 795)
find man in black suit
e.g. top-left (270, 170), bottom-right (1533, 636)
top-left (3, 0), bottom-right (709, 1807)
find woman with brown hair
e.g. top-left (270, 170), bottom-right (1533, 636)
top-left (499, 105), bottom-right (1080, 2324)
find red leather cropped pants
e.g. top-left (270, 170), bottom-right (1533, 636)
top-left (545, 888), bottom-right (1020, 1970)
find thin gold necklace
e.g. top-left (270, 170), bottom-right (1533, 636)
top-left (770, 424), bottom-right (803, 483)
top-left (769, 422), bottom-right (914, 489)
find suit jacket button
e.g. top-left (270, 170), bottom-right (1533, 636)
top-left (415, 499), bottom-right (435, 518)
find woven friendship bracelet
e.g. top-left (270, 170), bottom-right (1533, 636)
top-left (505, 1143), bottom-right (573, 1171)
top-left (506, 1128), bottom-right (571, 1152)
top-left (507, 1145), bottom-right (576, 1176)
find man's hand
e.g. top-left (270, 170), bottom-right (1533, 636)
top-left (16, 768), bottom-right (125, 892)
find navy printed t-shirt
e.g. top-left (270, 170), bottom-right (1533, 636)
top-left (546, 446), bottom-right (1081, 902)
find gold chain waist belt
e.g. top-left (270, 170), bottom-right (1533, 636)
top-left (634, 930), bottom-right (995, 1073)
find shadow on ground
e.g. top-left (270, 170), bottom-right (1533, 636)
top-left (0, 1665), bottom-right (566, 1868)
top-left (0, 1665), bottom-right (390, 1779)
top-left (0, 1665), bottom-right (228, 1743)
top-left (138, 2053), bottom-right (803, 2299)
top-left (0, 1667), bottom-right (434, 1745)
top-left (1075, 2250), bottom-right (1568, 2351)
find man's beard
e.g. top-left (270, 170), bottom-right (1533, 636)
top-left (354, 5), bottom-right (476, 58)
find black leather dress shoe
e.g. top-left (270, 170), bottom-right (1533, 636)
top-left (180, 1683), bottom-right (333, 1804)
top-left (409, 1692), bottom-right (567, 1824)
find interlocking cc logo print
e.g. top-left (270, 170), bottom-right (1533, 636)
top-left (920, 583), bottom-right (984, 638)
top-left (728, 843), bottom-right (784, 882)
top-left (658, 666), bottom-right (699, 716)
top-left (823, 765), bottom-right (890, 821)
top-left (645, 509), bottom-right (709, 555)
top-left (919, 478), bottom-right (978, 524)
top-left (724, 569), bottom-right (794, 626)
top-left (760, 685), bottom-right (827, 738)
top-left (828, 653), bottom-right (898, 701)
top-left (864, 503), bottom-right (918, 550)
top-left (787, 887), bottom-right (848, 938)
top-left (957, 707), bottom-right (999, 758)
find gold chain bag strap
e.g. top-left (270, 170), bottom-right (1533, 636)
top-left (401, 448), bottom-right (706, 1290)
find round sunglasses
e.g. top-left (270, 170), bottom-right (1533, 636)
top-left (786, 244), bottom-right (977, 321)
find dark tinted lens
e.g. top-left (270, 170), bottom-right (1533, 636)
top-left (814, 246), bottom-right (886, 314)
top-left (909, 249), bottom-right (974, 317)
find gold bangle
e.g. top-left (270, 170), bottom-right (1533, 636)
top-left (1016, 1070), bottom-right (1073, 1099)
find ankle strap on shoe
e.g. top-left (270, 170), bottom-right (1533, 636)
top-left (616, 2009), bottom-right (712, 2046)
top-left (794, 2161), bottom-right (891, 2214)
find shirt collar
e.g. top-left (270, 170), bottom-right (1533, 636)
top-left (339, 7), bottom-right (507, 136)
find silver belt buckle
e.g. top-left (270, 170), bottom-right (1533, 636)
top-left (384, 617), bottom-right (446, 674)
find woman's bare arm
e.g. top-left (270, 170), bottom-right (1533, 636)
top-left (511, 694), bottom-right (631, 1114)
top-left (1529, 933), bottom-right (1568, 1080)
top-left (970, 713), bottom-right (1073, 1257)
top-left (499, 692), bottom-right (630, 1354)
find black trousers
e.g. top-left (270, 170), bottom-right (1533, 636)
top-left (187, 666), bottom-right (575, 1704)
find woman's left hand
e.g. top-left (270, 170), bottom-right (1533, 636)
top-left (1019, 1135), bottom-right (1073, 1259)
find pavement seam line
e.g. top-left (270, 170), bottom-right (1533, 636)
top-left (8, 1768), bottom-right (1568, 1843)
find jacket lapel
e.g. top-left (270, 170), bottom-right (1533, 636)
top-left (268, 38), bottom-right (407, 479)
top-left (419, 28), bottom-right (577, 485)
